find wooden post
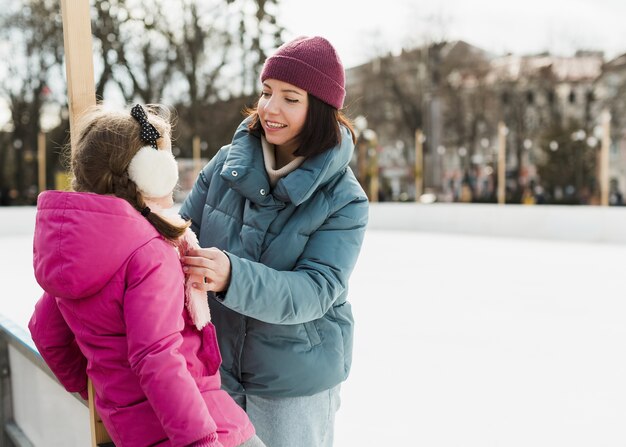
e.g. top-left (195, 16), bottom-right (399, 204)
top-left (38, 132), bottom-right (46, 192)
top-left (415, 129), bottom-right (423, 201)
top-left (600, 109), bottom-right (611, 206)
top-left (88, 380), bottom-right (112, 445)
top-left (61, 0), bottom-right (96, 150)
top-left (60, 2), bottom-right (105, 445)
top-left (497, 121), bottom-right (507, 205)
top-left (193, 135), bottom-right (201, 174)
top-left (358, 140), bottom-right (367, 188)
top-left (369, 145), bottom-right (379, 203)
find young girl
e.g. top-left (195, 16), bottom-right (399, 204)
top-left (28, 104), bottom-right (264, 447)
top-left (180, 36), bottom-right (369, 447)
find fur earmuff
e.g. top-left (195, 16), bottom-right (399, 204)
top-left (128, 146), bottom-right (179, 198)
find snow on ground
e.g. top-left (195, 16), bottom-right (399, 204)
top-left (2, 208), bottom-right (626, 446)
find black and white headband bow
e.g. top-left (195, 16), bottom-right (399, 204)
top-left (131, 104), bottom-right (161, 149)
top-left (127, 104), bottom-right (179, 199)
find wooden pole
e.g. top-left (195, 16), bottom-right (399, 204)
top-left (358, 140), bottom-right (367, 188)
top-left (60, 2), bottom-right (105, 445)
top-left (369, 145), bottom-right (379, 203)
top-left (600, 109), bottom-right (611, 206)
top-left (497, 121), bottom-right (507, 205)
top-left (61, 0), bottom-right (96, 150)
top-left (37, 132), bottom-right (46, 192)
top-left (193, 135), bottom-right (201, 174)
top-left (415, 129), bottom-right (423, 201)
top-left (88, 380), bottom-right (112, 445)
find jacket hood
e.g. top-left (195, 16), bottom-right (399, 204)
top-left (33, 191), bottom-right (161, 300)
top-left (221, 118), bottom-right (355, 206)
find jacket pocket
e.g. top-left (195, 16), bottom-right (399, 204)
top-left (303, 321), bottom-right (322, 348)
top-left (199, 323), bottom-right (222, 375)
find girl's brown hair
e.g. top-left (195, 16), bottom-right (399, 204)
top-left (70, 104), bottom-right (188, 241)
top-left (246, 94), bottom-right (356, 157)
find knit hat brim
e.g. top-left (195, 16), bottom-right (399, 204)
top-left (260, 36), bottom-right (346, 109)
top-left (262, 55), bottom-right (345, 109)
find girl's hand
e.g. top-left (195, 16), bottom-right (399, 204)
top-left (182, 248), bottom-right (231, 293)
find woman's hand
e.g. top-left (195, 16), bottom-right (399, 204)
top-left (182, 248), bottom-right (231, 293)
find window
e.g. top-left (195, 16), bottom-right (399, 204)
top-left (568, 90), bottom-right (576, 104)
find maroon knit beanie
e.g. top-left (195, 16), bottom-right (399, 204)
top-left (261, 36), bottom-right (346, 110)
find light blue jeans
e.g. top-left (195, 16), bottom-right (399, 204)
top-left (232, 385), bottom-right (341, 447)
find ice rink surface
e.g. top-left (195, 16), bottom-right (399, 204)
top-left (2, 215), bottom-right (626, 446)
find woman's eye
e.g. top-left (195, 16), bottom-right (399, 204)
top-left (286, 98), bottom-right (298, 103)
top-left (261, 91), bottom-right (270, 98)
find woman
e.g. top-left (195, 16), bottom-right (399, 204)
top-left (181, 36), bottom-right (368, 447)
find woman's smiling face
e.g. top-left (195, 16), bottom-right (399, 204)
top-left (258, 78), bottom-right (309, 153)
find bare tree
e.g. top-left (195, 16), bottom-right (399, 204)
top-left (91, 0), bottom-right (176, 104)
top-left (91, 0), bottom-right (126, 100)
top-left (151, 0), bottom-right (233, 150)
top-left (158, 0), bottom-right (284, 155)
top-left (0, 0), bottom-right (64, 202)
top-left (0, 0), bottom-right (286, 200)
top-left (229, 0), bottom-right (284, 95)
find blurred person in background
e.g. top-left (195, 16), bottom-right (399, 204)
top-left (609, 178), bottom-right (624, 206)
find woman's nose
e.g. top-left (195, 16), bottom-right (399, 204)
top-left (262, 96), bottom-right (278, 114)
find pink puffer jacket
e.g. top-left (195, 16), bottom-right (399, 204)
top-left (28, 191), bottom-right (255, 447)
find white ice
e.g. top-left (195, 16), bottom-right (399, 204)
top-left (2, 209), bottom-right (626, 446)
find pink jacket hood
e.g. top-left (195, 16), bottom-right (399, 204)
top-left (34, 190), bottom-right (160, 300)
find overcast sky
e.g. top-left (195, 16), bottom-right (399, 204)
top-left (278, 0), bottom-right (626, 68)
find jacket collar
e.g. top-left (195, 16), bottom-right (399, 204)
top-left (220, 118), bottom-right (355, 206)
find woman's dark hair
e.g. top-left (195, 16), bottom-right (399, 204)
top-left (246, 94), bottom-right (356, 157)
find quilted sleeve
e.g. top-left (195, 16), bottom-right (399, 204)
top-left (28, 292), bottom-right (89, 400)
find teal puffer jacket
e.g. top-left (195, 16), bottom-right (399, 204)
top-left (180, 119), bottom-right (368, 397)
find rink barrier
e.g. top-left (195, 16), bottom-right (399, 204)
top-left (5, 203), bottom-right (626, 244)
top-left (0, 315), bottom-right (90, 447)
top-left (0, 315), bottom-right (36, 447)
top-left (367, 203), bottom-right (626, 244)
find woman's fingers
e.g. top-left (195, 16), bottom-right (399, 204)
top-left (187, 247), bottom-right (221, 260)
top-left (182, 255), bottom-right (208, 268)
top-left (181, 247), bottom-right (231, 293)
top-left (183, 265), bottom-right (214, 277)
